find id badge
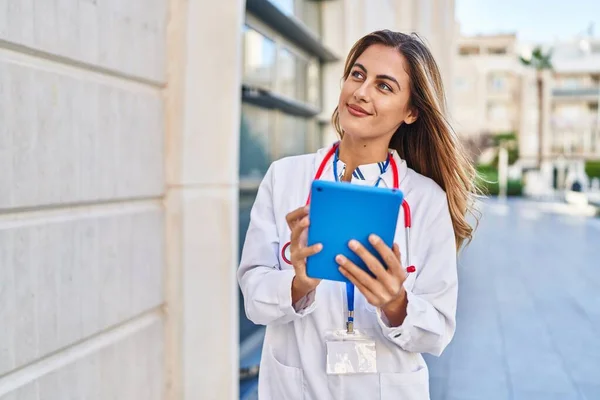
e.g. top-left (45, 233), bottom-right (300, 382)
top-left (325, 330), bottom-right (377, 375)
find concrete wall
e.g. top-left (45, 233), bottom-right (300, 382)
top-left (1, 0), bottom-right (244, 399)
top-left (0, 1), bottom-right (167, 398)
top-left (164, 1), bottom-right (243, 399)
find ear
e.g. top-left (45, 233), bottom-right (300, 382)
top-left (404, 107), bottom-right (419, 125)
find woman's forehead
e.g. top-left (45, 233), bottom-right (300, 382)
top-left (354, 44), bottom-right (410, 80)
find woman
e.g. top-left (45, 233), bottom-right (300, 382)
top-left (238, 30), bottom-right (479, 399)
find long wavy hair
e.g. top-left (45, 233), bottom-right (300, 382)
top-left (332, 30), bottom-right (480, 249)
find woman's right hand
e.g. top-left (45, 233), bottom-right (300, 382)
top-left (285, 205), bottom-right (322, 304)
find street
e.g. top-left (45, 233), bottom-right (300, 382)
top-left (426, 198), bottom-right (600, 400)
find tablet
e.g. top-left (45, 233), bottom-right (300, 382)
top-left (305, 180), bottom-right (404, 283)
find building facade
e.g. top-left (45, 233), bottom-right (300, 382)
top-left (0, 1), bottom-right (456, 399)
top-left (547, 37), bottom-right (600, 191)
top-left (454, 32), bottom-right (600, 192)
top-left (548, 37), bottom-right (600, 170)
top-left (453, 34), bottom-right (539, 164)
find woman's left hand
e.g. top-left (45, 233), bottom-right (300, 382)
top-left (336, 234), bottom-right (407, 311)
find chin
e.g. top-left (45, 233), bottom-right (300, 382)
top-left (339, 117), bottom-right (372, 139)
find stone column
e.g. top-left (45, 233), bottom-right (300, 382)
top-left (164, 0), bottom-right (244, 399)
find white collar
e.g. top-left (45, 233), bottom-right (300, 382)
top-left (312, 143), bottom-right (408, 189)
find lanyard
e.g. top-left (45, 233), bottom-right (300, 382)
top-left (326, 143), bottom-right (398, 334)
top-left (305, 143), bottom-right (399, 205)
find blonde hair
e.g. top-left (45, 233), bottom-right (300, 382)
top-left (332, 30), bottom-right (480, 249)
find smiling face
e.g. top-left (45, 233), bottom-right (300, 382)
top-left (337, 44), bottom-right (418, 142)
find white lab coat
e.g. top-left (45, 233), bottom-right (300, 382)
top-left (238, 145), bottom-right (458, 400)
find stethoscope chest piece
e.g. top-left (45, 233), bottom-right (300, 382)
top-left (281, 242), bottom-right (292, 265)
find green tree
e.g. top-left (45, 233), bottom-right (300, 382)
top-left (492, 132), bottom-right (519, 166)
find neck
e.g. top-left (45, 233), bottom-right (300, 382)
top-left (338, 135), bottom-right (389, 181)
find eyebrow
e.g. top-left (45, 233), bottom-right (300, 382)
top-left (354, 63), bottom-right (401, 90)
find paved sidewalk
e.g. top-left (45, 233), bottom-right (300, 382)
top-left (426, 199), bottom-right (600, 400)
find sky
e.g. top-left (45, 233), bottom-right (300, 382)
top-left (456, 0), bottom-right (600, 43)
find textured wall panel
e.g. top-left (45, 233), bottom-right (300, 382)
top-left (0, 316), bottom-right (164, 400)
top-left (0, 203), bottom-right (164, 376)
top-left (0, 55), bottom-right (165, 210)
top-left (0, 0), bottom-right (167, 83)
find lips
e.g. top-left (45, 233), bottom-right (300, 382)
top-left (346, 104), bottom-right (372, 117)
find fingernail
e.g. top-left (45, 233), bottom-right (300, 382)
top-left (369, 234), bottom-right (380, 244)
top-left (336, 255), bottom-right (346, 263)
top-left (406, 266), bottom-right (416, 273)
top-left (316, 243), bottom-right (323, 250)
top-left (348, 240), bottom-right (358, 250)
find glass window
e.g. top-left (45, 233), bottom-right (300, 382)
top-left (243, 26), bottom-right (277, 90)
top-left (306, 119), bottom-right (322, 151)
top-left (459, 46), bottom-right (480, 56)
top-left (455, 77), bottom-right (470, 92)
top-left (238, 190), bottom-right (259, 345)
top-left (489, 74), bottom-right (506, 92)
top-left (278, 48), bottom-right (309, 103)
top-left (269, 0), bottom-right (321, 37)
top-left (300, 0), bottom-right (321, 36)
top-left (488, 47), bottom-right (507, 55)
top-left (239, 104), bottom-right (273, 179)
top-left (268, 0), bottom-right (295, 16)
top-left (278, 49), bottom-right (298, 100)
top-left (307, 59), bottom-right (320, 107)
top-left (562, 77), bottom-right (580, 89)
top-left (277, 113), bottom-right (308, 158)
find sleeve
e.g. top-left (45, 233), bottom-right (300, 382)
top-left (375, 189), bottom-right (458, 356)
top-left (237, 163), bottom-right (318, 326)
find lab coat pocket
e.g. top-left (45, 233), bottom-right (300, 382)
top-left (380, 365), bottom-right (430, 400)
top-left (263, 345), bottom-right (305, 400)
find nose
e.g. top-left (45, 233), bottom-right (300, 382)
top-left (353, 81), bottom-right (371, 102)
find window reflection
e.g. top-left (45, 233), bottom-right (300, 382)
top-left (268, 0), bottom-right (295, 16)
top-left (301, 0), bottom-right (321, 36)
top-left (307, 59), bottom-right (320, 107)
top-left (278, 48), bottom-right (320, 106)
top-left (238, 190), bottom-right (259, 344)
top-left (278, 48), bottom-right (308, 102)
top-left (243, 26), bottom-right (276, 90)
top-left (239, 104), bottom-right (273, 179)
top-left (278, 113), bottom-right (308, 158)
top-left (268, 0), bottom-right (321, 37)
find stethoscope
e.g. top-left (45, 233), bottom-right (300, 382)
top-left (280, 142), bottom-right (415, 332)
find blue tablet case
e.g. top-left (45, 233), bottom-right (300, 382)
top-left (305, 180), bottom-right (404, 283)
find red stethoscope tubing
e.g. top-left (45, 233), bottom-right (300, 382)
top-left (281, 143), bottom-right (415, 273)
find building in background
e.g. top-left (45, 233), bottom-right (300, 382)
top-left (453, 31), bottom-right (600, 194)
top-left (547, 36), bottom-right (600, 189)
top-left (0, 1), bottom-right (456, 399)
top-left (453, 33), bottom-right (538, 165)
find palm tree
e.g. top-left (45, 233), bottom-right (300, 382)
top-left (520, 47), bottom-right (553, 169)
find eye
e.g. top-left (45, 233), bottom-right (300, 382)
top-left (350, 70), bottom-right (364, 80)
top-left (378, 82), bottom-right (393, 92)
